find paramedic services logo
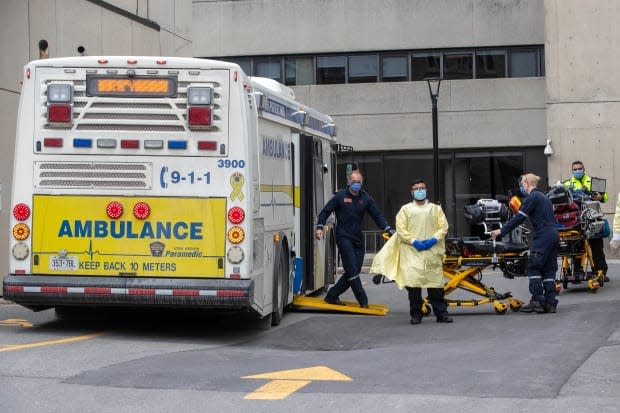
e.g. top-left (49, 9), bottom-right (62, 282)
top-left (150, 241), bottom-right (165, 257)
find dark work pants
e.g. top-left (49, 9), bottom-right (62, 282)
top-left (588, 238), bottom-right (608, 275)
top-left (528, 230), bottom-right (559, 306)
top-left (406, 287), bottom-right (448, 319)
top-left (326, 237), bottom-right (368, 306)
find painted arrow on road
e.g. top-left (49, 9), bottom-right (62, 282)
top-left (243, 365), bottom-right (352, 400)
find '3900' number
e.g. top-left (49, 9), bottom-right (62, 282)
top-left (217, 159), bottom-right (245, 168)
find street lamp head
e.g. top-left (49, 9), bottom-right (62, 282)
top-left (425, 77), bottom-right (442, 99)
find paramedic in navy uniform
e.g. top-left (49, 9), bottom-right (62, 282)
top-left (315, 170), bottom-right (394, 308)
top-left (490, 173), bottom-right (560, 314)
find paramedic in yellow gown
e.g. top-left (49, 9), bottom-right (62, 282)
top-left (370, 179), bottom-right (451, 325)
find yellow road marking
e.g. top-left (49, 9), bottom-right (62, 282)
top-left (0, 332), bottom-right (106, 353)
top-left (243, 365), bottom-right (352, 400)
top-left (0, 319), bottom-right (34, 328)
top-left (244, 379), bottom-right (311, 400)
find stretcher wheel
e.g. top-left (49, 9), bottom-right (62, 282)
top-left (588, 279), bottom-right (599, 293)
top-left (509, 298), bottom-right (523, 312)
top-left (493, 302), bottom-right (508, 315)
top-left (421, 303), bottom-right (431, 316)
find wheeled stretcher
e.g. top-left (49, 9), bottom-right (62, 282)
top-left (556, 229), bottom-right (604, 293)
top-left (548, 185), bottom-right (607, 293)
top-left (439, 238), bottom-right (526, 314)
top-left (373, 237), bottom-right (527, 314)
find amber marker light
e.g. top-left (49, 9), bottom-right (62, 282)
top-left (106, 201), bottom-right (124, 219)
top-left (227, 227), bottom-right (245, 244)
top-left (133, 202), bottom-right (151, 219)
top-left (13, 223), bottom-right (30, 240)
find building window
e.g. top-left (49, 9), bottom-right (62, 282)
top-left (444, 51), bottom-right (473, 80)
top-left (348, 54), bottom-right (378, 83)
top-left (475, 50), bottom-right (506, 78)
top-left (412, 52), bottom-right (441, 81)
top-left (254, 57), bottom-right (282, 81)
top-left (317, 55), bottom-right (346, 84)
top-left (223, 57), bottom-right (251, 76)
top-left (285, 57), bottom-right (314, 85)
top-left (381, 55), bottom-right (408, 82)
top-left (509, 49), bottom-right (538, 77)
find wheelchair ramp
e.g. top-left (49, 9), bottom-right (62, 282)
top-left (292, 295), bottom-right (389, 316)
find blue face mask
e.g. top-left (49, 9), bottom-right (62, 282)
top-left (350, 182), bottom-right (362, 192)
top-left (573, 169), bottom-right (584, 180)
top-left (412, 189), bottom-right (426, 200)
top-left (519, 186), bottom-right (527, 196)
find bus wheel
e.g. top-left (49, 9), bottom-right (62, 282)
top-left (271, 245), bottom-right (289, 326)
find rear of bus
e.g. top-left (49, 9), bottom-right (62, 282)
top-left (4, 56), bottom-right (255, 312)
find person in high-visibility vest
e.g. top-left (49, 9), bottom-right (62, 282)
top-left (563, 160), bottom-right (610, 282)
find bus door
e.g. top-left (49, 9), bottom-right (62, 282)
top-left (298, 134), bottom-right (329, 292)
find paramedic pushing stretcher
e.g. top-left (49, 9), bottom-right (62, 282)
top-left (490, 173), bottom-right (559, 314)
top-left (316, 170), bottom-right (393, 308)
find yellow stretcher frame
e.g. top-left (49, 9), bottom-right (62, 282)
top-left (556, 229), bottom-right (604, 293)
top-left (436, 253), bottom-right (525, 315)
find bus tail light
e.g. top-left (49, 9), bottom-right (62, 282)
top-left (188, 107), bottom-right (212, 127)
top-left (13, 203), bottom-right (31, 221)
top-left (47, 83), bottom-right (73, 125)
top-left (47, 104), bottom-right (72, 123)
top-left (12, 223), bottom-right (30, 240)
top-left (227, 227), bottom-right (245, 244)
top-left (227, 207), bottom-right (245, 224)
top-left (12, 243), bottom-right (29, 260)
top-left (187, 86), bottom-right (213, 129)
top-left (133, 202), bottom-right (151, 219)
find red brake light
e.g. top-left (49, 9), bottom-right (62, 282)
top-left (106, 202), bottom-right (124, 219)
top-left (13, 203), bottom-right (31, 221)
top-left (227, 207), bottom-right (245, 224)
top-left (133, 202), bottom-right (151, 219)
top-left (47, 104), bottom-right (72, 123)
top-left (188, 107), bottom-right (212, 126)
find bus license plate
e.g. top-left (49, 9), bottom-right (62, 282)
top-left (49, 256), bottom-right (78, 271)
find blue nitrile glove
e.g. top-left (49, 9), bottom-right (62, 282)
top-left (423, 237), bottom-right (438, 249)
top-left (412, 240), bottom-right (425, 251)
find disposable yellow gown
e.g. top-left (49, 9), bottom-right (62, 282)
top-left (370, 201), bottom-right (449, 289)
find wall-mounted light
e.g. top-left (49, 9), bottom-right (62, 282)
top-left (38, 39), bottom-right (49, 59)
top-left (544, 139), bottom-right (553, 157)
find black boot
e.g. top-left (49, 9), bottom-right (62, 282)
top-left (543, 303), bottom-right (557, 313)
top-left (520, 300), bottom-right (545, 313)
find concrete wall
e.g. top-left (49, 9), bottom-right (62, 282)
top-left (0, 0), bottom-right (192, 280)
top-left (193, 0), bottom-right (544, 56)
top-left (293, 77), bottom-right (546, 151)
top-left (544, 0), bottom-right (620, 256)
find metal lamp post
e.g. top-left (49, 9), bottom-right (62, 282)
top-left (426, 77), bottom-right (441, 204)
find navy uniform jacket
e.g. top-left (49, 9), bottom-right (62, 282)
top-left (317, 188), bottom-right (390, 243)
top-left (500, 188), bottom-right (557, 240)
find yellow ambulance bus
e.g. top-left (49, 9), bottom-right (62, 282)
top-left (4, 56), bottom-right (338, 325)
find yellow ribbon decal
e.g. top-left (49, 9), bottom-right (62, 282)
top-left (230, 172), bottom-right (245, 201)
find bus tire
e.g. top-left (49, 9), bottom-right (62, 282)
top-left (271, 242), bottom-right (289, 326)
